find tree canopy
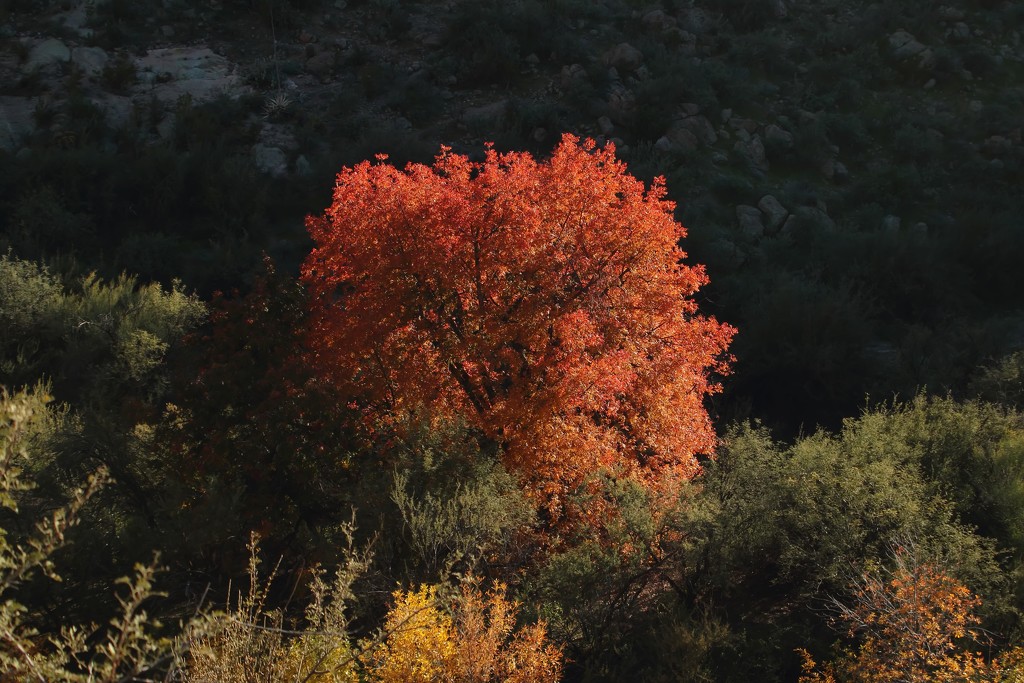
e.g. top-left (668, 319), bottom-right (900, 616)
top-left (302, 135), bottom-right (734, 516)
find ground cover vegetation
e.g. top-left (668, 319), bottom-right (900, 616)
top-left (1, 0), bottom-right (1023, 679)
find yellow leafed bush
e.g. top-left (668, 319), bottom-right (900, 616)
top-left (367, 581), bottom-right (562, 683)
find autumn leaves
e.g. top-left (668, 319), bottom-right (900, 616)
top-left (302, 134), bottom-right (734, 523)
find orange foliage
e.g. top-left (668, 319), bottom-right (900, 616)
top-left (450, 580), bottom-right (563, 683)
top-left (302, 135), bottom-right (733, 518)
top-left (799, 545), bottom-right (1002, 683)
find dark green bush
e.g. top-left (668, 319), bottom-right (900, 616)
top-left (100, 51), bottom-right (137, 94)
top-left (702, 0), bottom-right (777, 32)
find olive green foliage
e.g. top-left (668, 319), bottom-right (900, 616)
top-left (509, 395), bottom-right (1024, 682)
top-left (973, 351), bottom-right (1024, 409)
top-left (0, 253), bottom-right (63, 384)
top-left (0, 387), bottom-right (198, 681)
top-left (681, 397), bottom-right (1023, 681)
top-left (513, 475), bottom-right (736, 682)
top-left (390, 451), bottom-right (535, 582)
top-left (706, 420), bottom-right (999, 596)
top-left (352, 418), bottom-right (537, 592)
top-left (854, 397), bottom-right (1024, 617)
top-left (0, 254), bottom-right (205, 618)
top-left (156, 266), bottom-right (362, 575)
top-left (0, 253), bottom-right (204, 406)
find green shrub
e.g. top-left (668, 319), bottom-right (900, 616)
top-left (387, 428), bottom-right (535, 582)
top-left (702, 0), bottom-right (776, 32)
top-left (693, 414), bottom-right (1012, 679)
top-left (0, 386), bottom-right (201, 681)
top-left (100, 51), bottom-right (137, 94)
top-left (8, 185), bottom-right (94, 256)
top-left (973, 352), bottom-right (1024, 409)
top-left (444, 0), bottom-right (559, 87)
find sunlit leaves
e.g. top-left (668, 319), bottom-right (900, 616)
top-left (367, 581), bottom-right (561, 683)
top-left (302, 135), bottom-right (733, 520)
top-left (800, 542), bottom-right (1003, 683)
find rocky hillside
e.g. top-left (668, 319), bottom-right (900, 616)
top-left (1, 0), bottom-right (1022, 429)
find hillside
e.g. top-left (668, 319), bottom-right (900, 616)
top-left (1, 0), bottom-right (1024, 680)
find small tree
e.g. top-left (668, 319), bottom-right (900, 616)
top-left (799, 541), bottom-right (1001, 683)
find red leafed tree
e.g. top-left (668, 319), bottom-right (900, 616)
top-left (302, 134), bottom-right (733, 516)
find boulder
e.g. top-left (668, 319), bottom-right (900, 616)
top-left (729, 117), bottom-right (759, 133)
top-left (24, 39), bottom-right (70, 75)
top-left (305, 50), bottom-right (336, 82)
top-left (674, 31), bottom-right (698, 55)
top-left (420, 31), bottom-right (444, 48)
top-left (888, 31), bottom-right (935, 68)
top-left (606, 84), bottom-right (636, 122)
top-left (820, 159), bottom-right (850, 182)
top-left (734, 135), bottom-right (768, 173)
top-left (707, 238), bottom-right (746, 271)
top-left (748, 135), bottom-right (767, 168)
top-left (463, 99), bottom-right (509, 128)
top-left (781, 206), bottom-right (836, 235)
top-left (252, 144), bottom-right (288, 177)
top-left (678, 7), bottom-right (713, 34)
top-left (938, 5), bottom-right (965, 21)
top-left (654, 135), bottom-right (675, 154)
top-left (819, 159), bottom-right (837, 180)
top-left (671, 115), bottom-right (717, 146)
top-left (70, 46), bottom-right (109, 78)
top-left (888, 31), bottom-right (924, 58)
top-left (983, 135), bottom-right (1012, 156)
top-left (949, 22), bottom-right (970, 42)
top-left (736, 205), bottom-right (765, 237)
top-left (136, 47), bottom-right (248, 103)
top-left (90, 93), bottom-right (133, 129)
top-left (0, 96), bottom-right (36, 151)
top-left (757, 194), bottom-right (788, 232)
top-left (663, 127), bottom-right (699, 153)
top-left (603, 43), bottom-right (644, 72)
top-left (560, 63), bottom-right (587, 90)
top-left (764, 123), bottom-right (794, 150)
top-left (642, 9), bottom-right (677, 33)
